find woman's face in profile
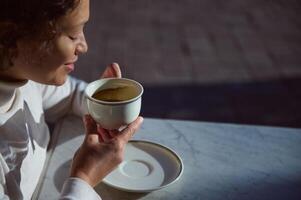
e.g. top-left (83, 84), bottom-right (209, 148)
top-left (9, 0), bottom-right (90, 85)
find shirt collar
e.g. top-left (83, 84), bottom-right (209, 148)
top-left (0, 79), bottom-right (28, 113)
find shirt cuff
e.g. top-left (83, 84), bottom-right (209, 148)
top-left (60, 177), bottom-right (101, 200)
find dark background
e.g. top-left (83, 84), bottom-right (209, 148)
top-left (72, 0), bottom-right (301, 128)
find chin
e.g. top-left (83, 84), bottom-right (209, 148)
top-left (54, 77), bottom-right (68, 86)
top-left (46, 75), bottom-right (68, 86)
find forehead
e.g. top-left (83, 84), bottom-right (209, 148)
top-left (58, 0), bottom-right (90, 28)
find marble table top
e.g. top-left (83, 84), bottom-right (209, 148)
top-left (36, 115), bottom-right (301, 200)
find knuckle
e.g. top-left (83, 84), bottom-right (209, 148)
top-left (126, 126), bottom-right (135, 136)
top-left (85, 137), bottom-right (96, 148)
top-left (86, 136), bottom-right (94, 144)
top-left (115, 154), bottom-right (123, 164)
top-left (110, 139), bottom-right (123, 152)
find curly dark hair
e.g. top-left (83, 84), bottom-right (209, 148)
top-left (0, 0), bottom-right (80, 70)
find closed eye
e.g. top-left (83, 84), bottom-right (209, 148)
top-left (69, 35), bottom-right (78, 41)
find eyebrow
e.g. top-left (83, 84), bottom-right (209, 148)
top-left (61, 17), bottom-right (89, 31)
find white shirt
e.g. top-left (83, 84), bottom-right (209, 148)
top-left (0, 76), bottom-right (101, 200)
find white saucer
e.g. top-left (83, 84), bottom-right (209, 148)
top-left (102, 140), bottom-right (184, 192)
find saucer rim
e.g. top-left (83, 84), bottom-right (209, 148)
top-left (102, 139), bottom-right (184, 193)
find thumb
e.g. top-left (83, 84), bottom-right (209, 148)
top-left (100, 63), bottom-right (122, 79)
top-left (83, 115), bottom-right (97, 135)
top-left (119, 117), bottom-right (143, 142)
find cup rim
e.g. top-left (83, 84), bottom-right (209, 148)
top-left (85, 78), bottom-right (144, 105)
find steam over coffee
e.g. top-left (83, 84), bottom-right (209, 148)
top-left (92, 86), bottom-right (137, 102)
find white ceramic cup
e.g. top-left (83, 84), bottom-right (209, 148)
top-left (85, 78), bottom-right (144, 130)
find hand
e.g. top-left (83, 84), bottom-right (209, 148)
top-left (70, 115), bottom-right (143, 187)
top-left (100, 63), bottom-right (122, 78)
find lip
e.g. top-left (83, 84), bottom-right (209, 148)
top-left (64, 58), bottom-right (78, 65)
top-left (64, 58), bottom-right (78, 71)
top-left (65, 63), bottom-right (74, 71)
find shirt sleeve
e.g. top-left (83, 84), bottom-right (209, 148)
top-left (59, 178), bottom-right (101, 200)
top-left (0, 153), bottom-right (10, 200)
top-left (38, 76), bottom-right (88, 123)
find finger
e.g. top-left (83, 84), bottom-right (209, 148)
top-left (97, 133), bottom-right (104, 143)
top-left (108, 129), bottom-right (119, 138)
top-left (100, 63), bottom-right (122, 78)
top-left (83, 115), bottom-right (100, 144)
top-left (119, 117), bottom-right (143, 142)
top-left (83, 115), bottom-right (97, 135)
top-left (111, 63), bottom-right (122, 78)
top-left (97, 125), bottom-right (112, 142)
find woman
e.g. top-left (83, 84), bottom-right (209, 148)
top-left (0, 0), bottom-right (143, 199)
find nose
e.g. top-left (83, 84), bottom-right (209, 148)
top-left (75, 33), bottom-right (88, 55)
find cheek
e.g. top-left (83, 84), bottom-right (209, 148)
top-left (53, 36), bottom-right (76, 64)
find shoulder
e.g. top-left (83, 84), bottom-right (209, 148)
top-left (19, 81), bottom-right (45, 121)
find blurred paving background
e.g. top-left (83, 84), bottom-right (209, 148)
top-left (73, 0), bottom-right (301, 128)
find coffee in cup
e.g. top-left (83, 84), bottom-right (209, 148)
top-left (85, 78), bottom-right (143, 130)
top-left (92, 85), bottom-right (137, 102)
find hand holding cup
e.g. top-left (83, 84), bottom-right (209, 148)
top-left (70, 115), bottom-right (143, 187)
